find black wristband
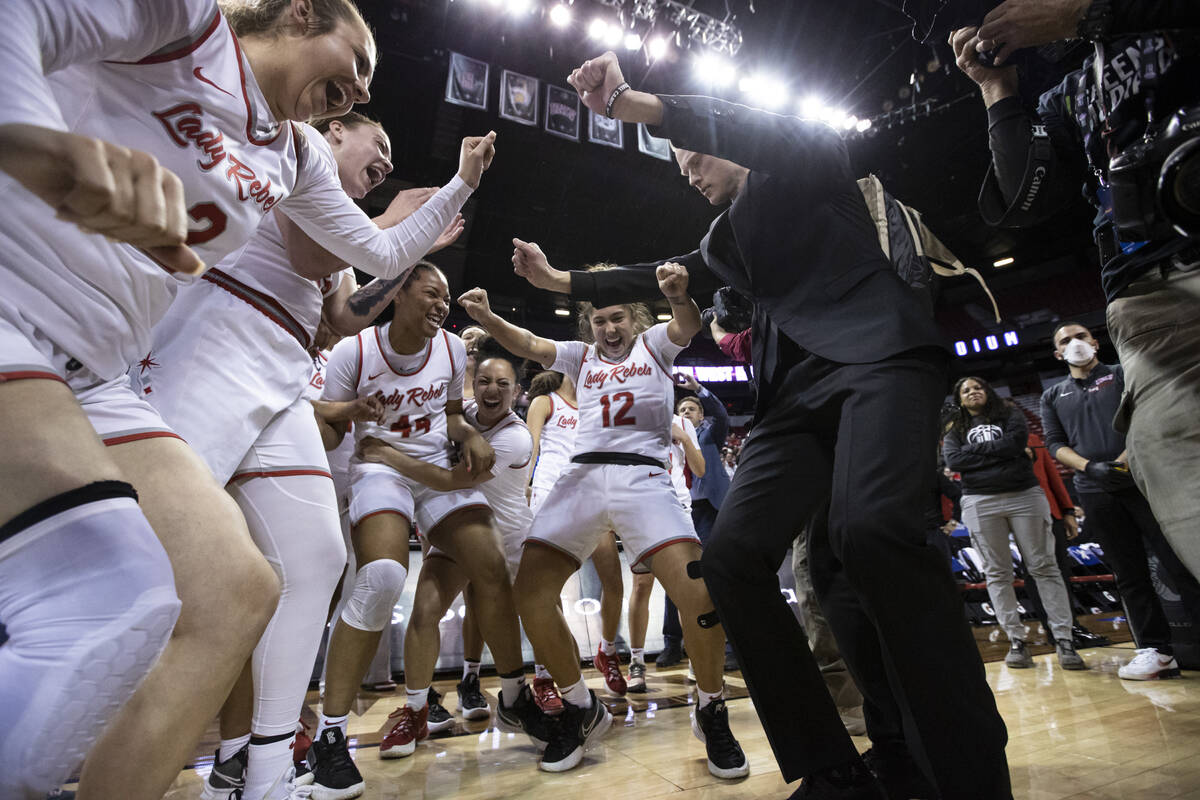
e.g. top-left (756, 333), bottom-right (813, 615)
top-left (606, 82), bottom-right (631, 119)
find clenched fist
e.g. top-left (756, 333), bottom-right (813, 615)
top-left (656, 261), bottom-right (689, 300)
top-left (457, 287), bottom-right (493, 322)
top-left (567, 52), bottom-right (627, 117)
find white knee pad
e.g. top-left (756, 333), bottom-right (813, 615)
top-left (0, 484), bottom-right (180, 796)
top-left (340, 559), bottom-right (407, 632)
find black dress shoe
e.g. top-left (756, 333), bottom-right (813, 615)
top-left (862, 746), bottom-right (938, 800)
top-left (656, 638), bottom-right (683, 668)
top-left (788, 761), bottom-right (887, 799)
top-left (1071, 624), bottom-right (1112, 649)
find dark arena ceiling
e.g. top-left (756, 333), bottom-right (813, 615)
top-left (349, 0), bottom-right (1110, 390)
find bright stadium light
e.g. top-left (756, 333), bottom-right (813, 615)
top-left (842, 115), bottom-right (858, 130)
top-left (799, 95), bottom-right (823, 119)
top-left (603, 24), bottom-right (623, 47)
top-left (647, 36), bottom-right (669, 60)
top-left (741, 74), bottom-right (787, 110)
top-left (506, 0), bottom-right (531, 15)
top-left (549, 4), bottom-right (571, 27)
top-left (624, 32), bottom-right (643, 51)
top-left (693, 53), bottom-right (736, 87)
top-left (856, 118), bottom-right (873, 132)
top-left (588, 18), bottom-right (608, 40)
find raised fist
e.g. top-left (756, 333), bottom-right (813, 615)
top-left (457, 287), bottom-right (493, 321)
top-left (567, 52), bottom-right (627, 117)
top-left (656, 261), bottom-right (689, 300)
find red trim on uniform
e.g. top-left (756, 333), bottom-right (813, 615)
top-left (553, 391), bottom-right (578, 410)
top-left (574, 351), bottom-right (587, 388)
top-left (523, 537), bottom-right (583, 566)
top-left (103, 431), bottom-right (185, 447)
top-left (229, 468), bottom-right (333, 483)
top-left (443, 330), bottom-right (457, 376)
top-left (509, 457), bottom-right (531, 470)
top-left (0, 370), bottom-right (66, 384)
top-left (633, 535), bottom-right (700, 568)
top-left (426, 503), bottom-right (492, 537)
top-left (231, 29), bottom-right (284, 146)
top-left (202, 268), bottom-right (310, 350)
top-left (354, 509), bottom-right (412, 528)
top-left (126, 9), bottom-right (223, 64)
top-left (374, 326), bottom-right (432, 377)
top-left (645, 340), bottom-right (672, 378)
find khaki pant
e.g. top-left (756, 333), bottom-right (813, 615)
top-left (1109, 265), bottom-right (1200, 582)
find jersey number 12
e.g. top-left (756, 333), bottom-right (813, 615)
top-left (599, 392), bottom-right (636, 427)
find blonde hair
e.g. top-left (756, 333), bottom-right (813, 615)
top-left (222, 0), bottom-right (374, 54)
top-left (574, 263), bottom-right (655, 344)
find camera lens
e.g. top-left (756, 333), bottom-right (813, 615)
top-left (1159, 137), bottom-right (1200, 236)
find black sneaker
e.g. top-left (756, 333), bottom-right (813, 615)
top-left (789, 760), bottom-right (887, 799)
top-left (1005, 638), bottom-right (1033, 669)
top-left (538, 690), bottom-right (612, 773)
top-left (496, 683), bottom-right (555, 750)
top-left (303, 727), bottom-right (364, 800)
top-left (200, 745), bottom-right (247, 799)
top-left (1072, 624), bottom-right (1111, 649)
top-left (656, 638), bottom-right (683, 668)
top-left (692, 698), bottom-right (749, 779)
top-left (861, 746), bottom-right (937, 800)
top-left (428, 687), bottom-right (455, 733)
top-left (456, 672), bottom-right (490, 720)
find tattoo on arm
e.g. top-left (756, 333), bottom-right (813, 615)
top-left (347, 275), bottom-right (406, 316)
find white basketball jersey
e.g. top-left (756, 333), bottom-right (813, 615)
top-left (552, 323), bottom-right (685, 465)
top-left (530, 391), bottom-right (578, 493)
top-left (0, 3), bottom-right (302, 380)
top-left (668, 414), bottom-right (699, 510)
top-left (307, 351), bottom-right (354, 492)
top-left (464, 401), bottom-right (534, 543)
top-left (322, 324), bottom-right (465, 464)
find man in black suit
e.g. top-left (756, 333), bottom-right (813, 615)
top-left (510, 52), bottom-right (1010, 799)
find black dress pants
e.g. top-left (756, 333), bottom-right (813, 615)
top-left (1078, 488), bottom-right (1200, 651)
top-left (701, 351), bottom-right (1010, 799)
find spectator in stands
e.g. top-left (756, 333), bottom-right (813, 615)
top-left (1024, 428), bottom-right (1111, 649)
top-left (1041, 322), bottom-right (1200, 679)
top-left (721, 447), bottom-right (737, 479)
top-left (943, 376), bottom-right (1085, 671)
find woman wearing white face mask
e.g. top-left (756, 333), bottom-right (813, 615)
top-left (942, 376), bottom-right (1085, 673)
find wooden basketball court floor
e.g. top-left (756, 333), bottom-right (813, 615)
top-left (131, 618), bottom-right (1200, 800)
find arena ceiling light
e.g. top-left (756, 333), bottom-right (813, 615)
top-left (624, 32), bottom-right (643, 51)
top-left (740, 74), bottom-right (787, 110)
top-left (647, 36), bottom-right (670, 60)
top-left (656, 312), bottom-right (672, 321)
top-left (588, 18), bottom-right (609, 40)
top-left (855, 118), bottom-right (872, 132)
top-left (693, 52), bottom-right (735, 86)
top-left (549, 3), bottom-right (571, 27)
top-left (506, 0), bottom-right (532, 15)
top-left (993, 257), bottom-right (1015, 267)
top-left (603, 23), bottom-right (623, 47)
top-left (798, 95), bottom-right (824, 119)
top-left (554, 307), bottom-right (571, 317)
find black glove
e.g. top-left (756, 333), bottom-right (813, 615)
top-left (1084, 460), bottom-right (1136, 491)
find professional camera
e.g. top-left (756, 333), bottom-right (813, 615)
top-left (699, 286), bottom-right (753, 337)
top-left (1108, 105), bottom-right (1200, 240)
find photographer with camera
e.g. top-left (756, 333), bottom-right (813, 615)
top-left (950, 0), bottom-right (1200, 581)
top-left (513, 50), bottom-right (1010, 799)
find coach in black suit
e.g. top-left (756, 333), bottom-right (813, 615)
top-left (511, 52), bottom-right (1009, 799)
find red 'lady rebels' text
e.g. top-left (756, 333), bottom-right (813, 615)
top-left (583, 362), bottom-right (652, 391)
top-left (153, 102), bottom-right (283, 212)
top-left (374, 382), bottom-right (448, 410)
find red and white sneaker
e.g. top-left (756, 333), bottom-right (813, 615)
top-left (380, 705), bottom-right (428, 758)
top-left (1118, 648), bottom-right (1182, 681)
top-left (532, 677), bottom-right (564, 716)
top-left (291, 719), bottom-right (312, 769)
top-left (595, 647), bottom-right (627, 696)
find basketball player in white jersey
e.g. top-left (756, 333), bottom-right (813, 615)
top-left (458, 263), bottom-right (749, 778)
top-left (526, 372), bottom-right (629, 701)
top-left (134, 107), bottom-right (462, 797)
top-left (316, 265), bottom-right (549, 789)
top-left (354, 350), bottom-right (555, 760)
top-left (626, 414), bottom-right (704, 691)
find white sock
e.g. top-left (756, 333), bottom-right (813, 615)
top-left (631, 648), bottom-right (645, 665)
top-left (499, 673), bottom-right (526, 702)
top-left (317, 713), bottom-right (348, 737)
top-left (463, 659), bottom-right (481, 680)
top-left (218, 733), bottom-right (251, 763)
top-left (562, 678), bottom-right (591, 709)
top-left (243, 735), bottom-right (294, 800)
top-left (406, 686), bottom-right (429, 710)
top-left (600, 638), bottom-right (617, 656)
top-left (698, 685), bottom-right (724, 708)
top-left (533, 663), bottom-right (551, 680)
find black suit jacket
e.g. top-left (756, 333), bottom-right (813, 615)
top-left (568, 95), bottom-right (946, 410)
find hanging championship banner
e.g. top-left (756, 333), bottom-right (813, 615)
top-left (499, 70), bottom-right (539, 126)
top-left (637, 123), bottom-right (672, 161)
top-left (545, 85), bottom-right (580, 141)
top-left (588, 109), bottom-right (624, 149)
top-left (445, 51), bottom-right (489, 110)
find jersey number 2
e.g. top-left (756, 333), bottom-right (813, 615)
top-left (600, 392), bottom-right (636, 427)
